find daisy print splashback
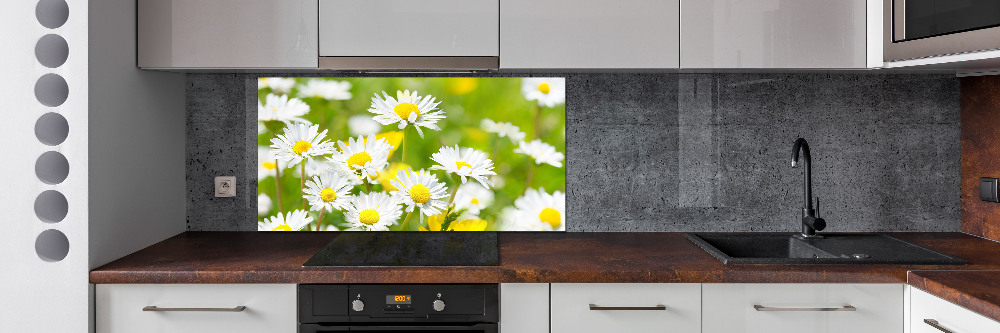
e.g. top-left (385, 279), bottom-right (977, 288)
top-left (257, 77), bottom-right (566, 232)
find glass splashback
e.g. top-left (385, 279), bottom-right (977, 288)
top-left (257, 77), bottom-right (566, 232)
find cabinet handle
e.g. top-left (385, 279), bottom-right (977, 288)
top-left (924, 319), bottom-right (955, 333)
top-left (143, 306), bottom-right (247, 312)
top-left (753, 305), bottom-right (856, 312)
top-left (589, 304), bottom-right (667, 311)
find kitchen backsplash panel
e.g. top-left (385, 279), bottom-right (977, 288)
top-left (187, 73), bottom-right (960, 232)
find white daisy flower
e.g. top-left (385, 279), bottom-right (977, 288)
top-left (511, 189), bottom-right (565, 231)
top-left (521, 77), bottom-right (566, 107)
top-left (257, 147), bottom-right (282, 180)
top-left (258, 77), bottom-right (296, 93)
top-left (344, 192), bottom-right (403, 231)
top-left (330, 135), bottom-right (393, 181)
top-left (302, 172), bottom-right (355, 212)
top-left (258, 209), bottom-right (313, 231)
top-left (481, 119), bottom-right (526, 142)
top-left (389, 169), bottom-right (449, 217)
top-left (257, 194), bottom-right (272, 216)
top-left (430, 145), bottom-right (497, 189)
top-left (322, 224), bottom-right (339, 231)
top-left (270, 123), bottom-right (337, 167)
top-left (368, 90), bottom-right (446, 137)
top-left (348, 114), bottom-right (383, 137)
top-left (258, 93), bottom-right (311, 125)
top-left (296, 79), bottom-right (352, 100)
top-left (454, 182), bottom-right (494, 216)
top-left (514, 139), bottom-right (565, 168)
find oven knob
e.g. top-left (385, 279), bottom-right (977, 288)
top-left (432, 299), bottom-right (446, 312)
top-left (352, 299), bottom-right (365, 312)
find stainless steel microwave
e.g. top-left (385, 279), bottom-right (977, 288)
top-left (884, 0), bottom-right (1000, 62)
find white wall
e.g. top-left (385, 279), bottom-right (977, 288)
top-left (0, 0), bottom-right (90, 331)
top-left (88, 0), bottom-right (186, 270)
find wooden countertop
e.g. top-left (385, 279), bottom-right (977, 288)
top-left (91, 231), bottom-right (1000, 284)
top-left (908, 270), bottom-right (1000, 323)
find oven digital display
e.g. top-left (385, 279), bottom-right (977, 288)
top-left (386, 295), bottom-right (412, 304)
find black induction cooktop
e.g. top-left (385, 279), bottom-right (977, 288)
top-left (303, 232), bottom-right (499, 267)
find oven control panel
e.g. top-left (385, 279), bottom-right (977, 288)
top-left (299, 284), bottom-right (498, 323)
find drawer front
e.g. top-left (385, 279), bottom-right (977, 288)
top-left (911, 288), bottom-right (1000, 333)
top-left (702, 283), bottom-right (903, 333)
top-left (551, 283), bottom-right (701, 333)
top-left (96, 284), bottom-right (296, 333)
top-left (319, 0), bottom-right (499, 57)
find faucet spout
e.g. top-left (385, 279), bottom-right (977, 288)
top-left (791, 138), bottom-right (825, 237)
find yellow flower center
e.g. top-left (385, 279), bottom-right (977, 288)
top-left (262, 161), bottom-right (277, 170)
top-left (272, 224), bottom-right (292, 231)
top-left (347, 152), bottom-right (372, 170)
top-left (537, 82), bottom-right (551, 94)
top-left (456, 161), bottom-right (472, 170)
top-left (320, 188), bottom-right (337, 202)
top-left (539, 208), bottom-right (561, 229)
top-left (409, 184), bottom-right (431, 204)
top-left (271, 108), bottom-right (278, 112)
top-left (359, 208), bottom-right (380, 225)
top-left (394, 102), bottom-right (421, 120)
top-left (292, 140), bottom-right (312, 155)
top-left (470, 198), bottom-right (480, 206)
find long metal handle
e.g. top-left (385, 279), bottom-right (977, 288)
top-left (143, 306), bottom-right (246, 312)
top-left (589, 304), bottom-right (666, 311)
top-left (924, 319), bottom-right (955, 333)
top-left (753, 304), bottom-right (856, 312)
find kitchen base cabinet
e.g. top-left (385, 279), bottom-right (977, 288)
top-left (500, 284), bottom-right (549, 333)
top-left (910, 287), bottom-right (1000, 333)
top-left (96, 284), bottom-right (296, 333)
top-left (702, 283), bottom-right (903, 333)
top-left (551, 283), bottom-right (701, 333)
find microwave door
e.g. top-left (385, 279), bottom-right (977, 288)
top-left (896, 0), bottom-right (1000, 42)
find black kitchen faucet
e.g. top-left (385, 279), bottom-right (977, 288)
top-left (791, 138), bottom-right (826, 238)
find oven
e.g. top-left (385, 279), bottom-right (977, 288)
top-left (885, 0), bottom-right (1000, 61)
top-left (299, 284), bottom-right (498, 333)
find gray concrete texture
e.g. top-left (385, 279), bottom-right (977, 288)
top-left (186, 73), bottom-right (960, 232)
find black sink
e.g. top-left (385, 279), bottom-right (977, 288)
top-left (686, 233), bottom-right (966, 265)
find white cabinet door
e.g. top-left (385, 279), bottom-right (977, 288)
top-left (500, 284), bottom-right (549, 333)
top-left (137, 0), bottom-right (318, 69)
top-left (702, 283), bottom-right (903, 333)
top-left (96, 284), bottom-right (297, 333)
top-left (551, 283), bottom-right (701, 333)
top-left (681, 0), bottom-right (869, 68)
top-left (319, 0), bottom-right (499, 57)
top-left (911, 287), bottom-right (1000, 333)
top-left (500, 0), bottom-right (680, 69)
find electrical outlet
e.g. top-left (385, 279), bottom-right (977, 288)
top-left (215, 176), bottom-right (236, 197)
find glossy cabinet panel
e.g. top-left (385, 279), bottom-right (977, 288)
top-left (911, 287), bottom-right (1000, 333)
top-left (500, 0), bottom-right (680, 68)
top-left (319, 0), bottom-right (499, 57)
top-left (96, 284), bottom-right (297, 333)
top-left (551, 283), bottom-right (700, 333)
top-left (138, 0), bottom-right (318, 69)
top-left (499, 284), bottom-right (549, 333)
top-left (681, 0), bottom-right (869, 68)
top-left (702, 283), bottom-right (903, 333)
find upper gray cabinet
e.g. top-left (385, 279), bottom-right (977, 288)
top-left (500, 0), bottom-right (680, 69)
top-left (317, 0), bottom-right (499, 70)
top-left (138, 0), bottom-right (317, 69)
top-left (680, 0), bottom-right (877, 69)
